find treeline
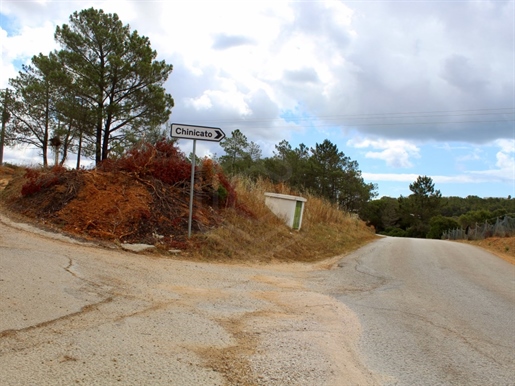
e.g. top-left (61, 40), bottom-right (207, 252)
top-left (215, 129), bottom-right (377, 214)
top-left (216, 132), bottom-right (514, 239)
top-left (360, 179), bottom-right (514, 239)
top-left (0, 8), bottom-right (174, 168)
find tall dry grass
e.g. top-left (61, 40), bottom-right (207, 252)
top-left (190, 176), bottom-right (377, 263)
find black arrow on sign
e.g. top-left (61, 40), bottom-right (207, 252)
top-left (215, 130), bottom-right (225, 140)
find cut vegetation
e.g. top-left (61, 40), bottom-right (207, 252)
top-left (0, 142), bottom-right (377, 263)
top-left (1, 141), bottom-right (513, 264)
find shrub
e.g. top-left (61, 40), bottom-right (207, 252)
top-left (382, 227), bottom-right (407, 237)
top-left (20, 168), bottom-right (42, 196)
top-left (20, 166), bottom-right (66, 197)
top-left (427, 215), bottom-right (460, 239)
top-left (102, 139), bottom-right (192, 185)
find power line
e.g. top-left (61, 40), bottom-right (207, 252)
top-left (176, 107), bottom-right (515, 128)
top-left (330, 119), bottom-right (515, 128)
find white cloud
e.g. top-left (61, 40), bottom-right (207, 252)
top-left (363, 172), bottom-right (499, 185)
top-left (364, 139), bottom-right (515, 187)
top-left (186, 88), bottom-right (251, 116)
top-left (496, 151), bottom-right (513, 170)
top-left (3, 146), bottom-right (43, 166)
top-left (0, 0), bottom-right (513, 198)
top-left (0, 22), bottom-right (59, 87)
top-left (458, 140), bottom-right (515, 186)
top-left (495, 138), bottom-right (515, 155)
top-left (464, 139), bottom-right (515, 184)
top-left (455, 147), bottom-right (484, 163)
top-left (2, 1), bottom-right (512, 144)
top-left (347, 138), bottom-right (420, 168)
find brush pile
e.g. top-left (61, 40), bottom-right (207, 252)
top-left (2, 140), bottom-right (244, 250)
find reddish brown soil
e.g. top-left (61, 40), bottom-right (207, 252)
top-left (1, 164), bottom-right (513, 264)
top-left (0, 165), bottom-right (226, 250)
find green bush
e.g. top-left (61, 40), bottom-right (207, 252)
top-left (381, 227), bottom-right (407, 237)
top-left (427, 215), bottom-right (460, 239)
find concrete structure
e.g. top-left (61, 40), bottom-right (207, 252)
top-left (264, 193), bottom-right (307, 230)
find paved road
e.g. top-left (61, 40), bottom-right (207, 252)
top-left (309, 237), bottom-right (515, 385)
top-left (0, 214), bottom-right (377, 385)
top-left (2, 212), bottom-right (514, 385)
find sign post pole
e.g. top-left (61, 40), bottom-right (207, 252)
top-left (170, 123), bottom-right (225, 239)
top-left (188, 139), bottom-right (196, 238)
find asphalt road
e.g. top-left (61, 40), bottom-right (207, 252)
top-left (2, 212), bottom-right (514, 385)
top-left (309, 237), bottom-right (515, 385)
top-left (0, 214), bottom-right (377, 385)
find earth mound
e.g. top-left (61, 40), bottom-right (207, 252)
top-left (1, 141), bottom-right (245, 250)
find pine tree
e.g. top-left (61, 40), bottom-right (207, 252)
top-left (55, 8), bottom-right (174, 164)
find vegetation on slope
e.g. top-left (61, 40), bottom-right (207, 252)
top-left (360, 176), bottom-right (515, 239)
top-left (0, 142), bottom-right (377, 263)
top-left (189, 177), bottom-right (376, 262)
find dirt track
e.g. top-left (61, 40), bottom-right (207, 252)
top-left (0, 213), bottom-right (379, 385)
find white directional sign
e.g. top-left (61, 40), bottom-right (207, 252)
top-left (170, 123), bottom-right (225, 142)
top-left (169, 123), bottom-right (226, 238)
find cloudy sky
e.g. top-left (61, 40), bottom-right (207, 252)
top-left (1, 0), bottom-right (513, 198)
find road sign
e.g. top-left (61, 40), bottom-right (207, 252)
top-left (170, 123), bottom-right (225, 142)
top-left (169, 123), bottom-right (226, 238)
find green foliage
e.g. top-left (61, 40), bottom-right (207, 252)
top-left (306, 140), bottom-right (377, 212)
top-left (307, 139), bottom-right (346, 202)
top-left (55, 8), bottom-right (174, 165)
top-left (441, 196), bottom-right (515, 217)
top-left (361, 175), bottom-right (514, 239)
top-left (219, 129), bottom-right (258, 175)
top-left (360, 196), bottom-right (399, 232)
top-left (7, 53), bottom-right (68, 166)
top-left (406, 175), bottom-right (442, 221)
top-left (217, 185), bottom-right (228, 203)
top-left (264, 140), bottom-right (310, 188)
top-left (381, 227), bottom-right (407, 237)
top-left (394, 176), bottom-right (442, 238)
top-left (458, 209), bottom-right (496, 228)
top-left (427, 215), bottom-right (460, 239)
top-left (405, 222), bottom-right (430, 238)
top-left (5, 8), bottom-right (174, 167)
top-left (218, 134), bottom-right (377, 214)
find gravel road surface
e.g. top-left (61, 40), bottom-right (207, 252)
top-left (308, 237), bottom-right (515, 385)
top-left (0, 214), bottom-right (378, 385)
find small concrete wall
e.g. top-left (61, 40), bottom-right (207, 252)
top-left (264, 192), bottom-right (307, 230)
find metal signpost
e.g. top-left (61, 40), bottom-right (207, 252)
top-left (170, 123), bottom-right (226, 238)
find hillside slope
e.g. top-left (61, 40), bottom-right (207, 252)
top-left (0, 162), bottom-right (377, 262)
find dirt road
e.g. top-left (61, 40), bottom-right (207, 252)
top-left (0, 214), bottom-right (378, 385)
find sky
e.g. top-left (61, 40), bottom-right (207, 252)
top-left (0, 0), bottom-right (514, 199)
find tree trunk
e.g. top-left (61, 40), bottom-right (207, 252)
top-left (0, 90), bottom-right (9, 165)
top-left (76, 132), bottom-right (82, 169)
top-left (95, 104), bottom-right (102, 166)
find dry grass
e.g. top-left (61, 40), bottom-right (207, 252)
top-left (189, 176), bottom-right (378, 263)
top-left (1, 166), bottom-right (513, 265)
top-left (0, 168), bottom-right (377, 263)
top-left (458, 237), bottom-right (515, 265)
top-left (0, 164), bottom-right (23, 191)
